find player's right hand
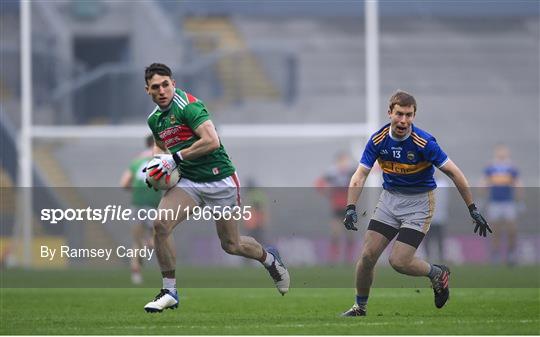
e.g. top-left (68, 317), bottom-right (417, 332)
top-left (148, 155), bottom-right (177, 181)
top-left (469, 203), bottom-right (492, 237)
top-left (343, 204), bottom-right (358, 231)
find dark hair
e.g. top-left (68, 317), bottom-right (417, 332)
top-left (145, 134), bottom-right (154, 148)
top-left (144, 63), bottom-right (172, 84)
top-left (389, 90), bottom-right (417, 112)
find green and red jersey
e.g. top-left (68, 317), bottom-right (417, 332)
top-left (147, 89), bottom-right (235, 182)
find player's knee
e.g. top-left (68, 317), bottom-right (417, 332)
top-left (359, 250), bottom-right (378, 270)
top-left (220, 240), bottom-right (240, 255)
top-left (152, 218), bottom-right (171, 237)
top-left (388, 254), bottom-right (409, 273)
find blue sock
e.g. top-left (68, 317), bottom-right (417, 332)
top-left (355, 295), bottom-right (368, 310)
top-left (427, 264), bottom-right (442, 280)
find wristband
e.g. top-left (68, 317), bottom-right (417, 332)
top-left (346, 204), bottom-right (356, 211)
top-left (172, 151), bottom-right (183, 165)
top-left (468, 203), bottom-right (477, 212)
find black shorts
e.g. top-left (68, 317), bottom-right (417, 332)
top-left (367, 219), bottom-right (425, 249)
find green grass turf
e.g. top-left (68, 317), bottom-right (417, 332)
top-left (1, 266), bottom-right (539, 335)
top-left (2, 265), bottom-right (539, 288)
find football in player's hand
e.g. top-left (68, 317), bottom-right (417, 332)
top-left (145, 156), bottom-right (180, 190)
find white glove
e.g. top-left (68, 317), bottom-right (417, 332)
top-left (147, 155), bottom-right (177, 182)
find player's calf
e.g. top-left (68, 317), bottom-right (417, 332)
top-left (220, 240), bottom-right (241, 256)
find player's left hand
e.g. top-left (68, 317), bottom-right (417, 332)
top-left (343, 204), bottom-right (358, 231)
top-left (469, 203), bottom-right (492, 237)
top-left (147, 155), bottom-right (177, 182)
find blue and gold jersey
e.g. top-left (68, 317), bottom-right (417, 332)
top-left (360, 123), bottom-right (449, 194)
top-left (484, 163), bottom-right (519, 202)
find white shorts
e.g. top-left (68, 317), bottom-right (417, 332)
top-left (487, 201), bottom-right (517, 221)
top-left (372, 189), bottom-right (435, 234)
top-left (177, 172), bottom-right (241, 207)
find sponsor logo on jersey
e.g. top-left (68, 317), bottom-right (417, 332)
top-left (159, 125), bottom-right (195, 148)
top-left (377, 159), bottom-right (431, 175)
top-left (407, 151), bottom-right (415, 161)
top-left (380, 149), bottom-right (389, 155)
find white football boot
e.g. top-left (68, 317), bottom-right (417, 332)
top-left (265, 246), bottom-right (290, 295)
top-left (144, 289), bottom-right (179, 313)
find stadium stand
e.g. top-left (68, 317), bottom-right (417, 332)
top-left (1, 2), bottom-right (538, 266)
top-left (184, 17), bottom-right (280, 104)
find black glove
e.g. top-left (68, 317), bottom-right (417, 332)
top-left (469, 203), bottom-right (492, 237)
top-left (343, 204), bottom-right (358, 231)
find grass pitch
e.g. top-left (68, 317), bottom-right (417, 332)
top-left (1, 266), bottom-right (539, 335)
